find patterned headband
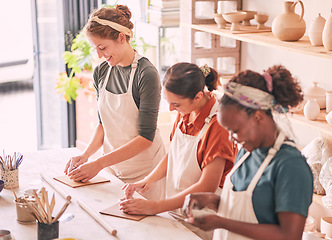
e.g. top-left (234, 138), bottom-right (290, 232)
top-left (200, 64), bottom-right (211, 77)
top-left (89, 16), bottom-right (133, 38)
top-left (224, 82), bottom-right (275, 110)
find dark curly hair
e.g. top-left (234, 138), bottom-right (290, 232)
top-left (163, 62), bottom-right (219, 99)
top-left (220, 65), bottom-right (303, 116)
top-left (84, 5), bottom-right (133, 42)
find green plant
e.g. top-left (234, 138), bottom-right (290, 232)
top-left (56, 31), bottom-right (95, 104)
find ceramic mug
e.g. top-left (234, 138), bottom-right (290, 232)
top-left (0, 169), bottom-right (19, 189)
top-left (321, 217), bottom-right (332, 238)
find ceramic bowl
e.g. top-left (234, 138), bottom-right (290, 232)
top-left (240, 10), bottom-right (257, 25)
top-left (322, 217), bottom-right (332, 238)
top-left (222, 12), bottom-right (247, 31)
top-left (326, 111), bottom-right (332, 125)
top-left (254, 14), bottom-right (269, 30)
top-left (0, 180), bottom-right (4, 194)
top-left (214, 13), bottom-right (227, 29)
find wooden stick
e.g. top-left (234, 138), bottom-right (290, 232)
top-left (50, 193), bottom-right (55, 216)
top-left (77, 200), bottom-right (117, 236)
top-left (40, 173), bottom-right (70, 201)
top-left (11, 187), bottom-right (18, 202)
top-left (32, 189), bottom-right (48, 223)
top-left (40, 187), bottom-right (46, 209)
top-left (44, 190), bottom-right (52, 223)
top-left (52, 196), bottom-right (71, 223)
top-left (27, 202), bottom-right (42, 223)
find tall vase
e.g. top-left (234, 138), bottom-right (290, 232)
top-left (304, 99), bottom-right (320, 121)
top-left (309, 13), bottom-right (326, 46)
top-left (323, 9), bottom-right (332, 51)
top-left (272, 1), bottom-right (306, 41)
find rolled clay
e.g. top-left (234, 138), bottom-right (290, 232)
top-left (191, 207), bottom-right (217, 218)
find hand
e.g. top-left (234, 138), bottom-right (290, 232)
top-left (186, 214), bottom-right (221, 232)
top-left (67, 161), bottom-right (102, 182)
top-left (182, 192), bottom-right (220, 218)
top-left (119, 198), bottom-right (158, 215)
top-left (122, 180), bottom-right (151, 199)
top-left (64, 155), bottom-right (89, 175)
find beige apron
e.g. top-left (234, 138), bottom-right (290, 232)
top-left (213, 131), bottom-right (294, 240)
top-left (167, 102), bottom-right (220, 240)
top-left (98, 52), bottom-right (166, 200)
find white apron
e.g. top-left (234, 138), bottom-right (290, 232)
top-left (98, 52), bottom-right (166, 200)
top-left (166, 101), bottom-right (220, 201)
top-left (213, 131), bottom-right (294, 240)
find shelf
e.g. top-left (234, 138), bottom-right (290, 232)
top-left (289, 110), bottom-right (332, 137)
top-left (187, 23), bottom-right (332, 60)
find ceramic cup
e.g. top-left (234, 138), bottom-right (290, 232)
top-left (15, 197), bottom-right (37, 224)
top-left (0, 169), bottom-right (19, 189)
top-left (321, 217), bottom-right (332, 238)
top-left (37, 220), bottom-right (59, 240)
top-left (0, 230), bottom-right (11, 240)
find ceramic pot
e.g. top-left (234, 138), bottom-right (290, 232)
top-left (304, 99), bottom-right (320, 120)
top-left (303, 82), bottom-right (326, 109)
top-left (272, 1), bottom-right (306, 41)
top-left (308, 13), bottom-right (326, 46)
top-left (323, 9), bottom-right (332, 51)
top-left (214, 13), bottom-right (227, 29)
top-left (326, 111), bottom-right (332, 124)
top-left (327, 91), bottom-right (332, 113)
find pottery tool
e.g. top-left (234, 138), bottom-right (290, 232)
top-left (54, 175), bottom-right (110, 188)
top-left (52, 196), bottom-right (71, 223)
top-left (77, 200), bottom-right (117, 236)
top-left (11, 187), bottom-right (18, 202)
top-left (0, 151), bottom-right (23, 171)
top-left (100, 203), bottom-right (147, 221)
top-left (40, 173), bottom-right (71, 201)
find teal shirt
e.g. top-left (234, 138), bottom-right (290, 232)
top-left (231, 144), bottom-right (313, 224)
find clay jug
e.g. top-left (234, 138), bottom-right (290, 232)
top-left (309, 13), bottom-right (326, 46)
top-left (323, 9), bottom-right (332, 51)
top-left (272, 1), bottom-right (306, 41)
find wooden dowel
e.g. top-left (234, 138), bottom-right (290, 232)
top-left (44, 190), bottom-right (52, 223)
top-left (77, 200), bottom-right (117, 236)
top-left (32, 189), bottom-right (48, 222)
top-left (40, 173), bottom-right (70, 201)
top-left (50, 193), bottom-right (55, 216)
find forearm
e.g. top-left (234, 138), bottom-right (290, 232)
top-left (144, 153), bottom-right (168, 183)
top-left (212, 217), bottom-right (303, 240)
top-left (82, 123), bottom-right (104, 158)
top-left (97, 135), bottom-right (152, 168)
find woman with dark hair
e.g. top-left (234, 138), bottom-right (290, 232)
top-left (183, 65), bottom-right (313, 240)
top-left (120, 63), bottom-right (236, 239)
top-left (64, 5), bottom-right (166, 200)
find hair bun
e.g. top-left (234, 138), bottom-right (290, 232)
top-left (116, 4), bottom-right (131, 20)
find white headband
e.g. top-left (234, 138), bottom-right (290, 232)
top-left (89, 16), bottom-right (133, 38)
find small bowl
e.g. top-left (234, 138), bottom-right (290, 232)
top-left (254, 14), bottom-right (269, 30)
top-left (240, 10), bottom-right (257, 26)
top-left (0, 180), bottom-right (4, 194)
top-left (326, 111), bottom-right (332, 125)
top-left (214, 13), bottom-right (227, 29)
top-left (321, 217), bottom-right (332, 238)
top-left (222, 12), bottom-right (247, 31)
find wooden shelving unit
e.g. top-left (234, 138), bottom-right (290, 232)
top-left (187, 23), bottom-right (332, 60)
top-left (289, 110), bottom-right (332, 137)
top-left (186, 23), bottom-right (332, 137)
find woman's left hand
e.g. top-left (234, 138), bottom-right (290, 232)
top-left (119, 198), bottom-right (157, 215)
top-left (67, 161), bottom-right (102, 182)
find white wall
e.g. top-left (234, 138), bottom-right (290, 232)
top-left (242, 0), bottom-right (332, 146)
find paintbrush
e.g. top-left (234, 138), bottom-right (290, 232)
top-left (52, 196), bottom-right (71, 223)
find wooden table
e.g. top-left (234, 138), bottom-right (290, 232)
top-left (0, 148), bottom-right (200, 240)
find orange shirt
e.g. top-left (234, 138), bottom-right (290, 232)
top-left (170, 93), bottom-right (237, 187)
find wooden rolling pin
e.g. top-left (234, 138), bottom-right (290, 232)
top-left (77, 200), bottom-right (117, 236)
top-left (40, 173), bottom-right (71, 201)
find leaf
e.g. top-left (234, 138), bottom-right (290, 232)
top-left (55, 72), bottom-right (82, 104)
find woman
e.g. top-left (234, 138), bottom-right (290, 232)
top-left (120, 63), bottom-right (236, 233)
top-left (183, 65), bottom-right (314, 240)
top-left (64, 5), bottom-right (165, 200)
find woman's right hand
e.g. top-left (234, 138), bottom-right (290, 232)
top-left (64, 155), bottom-right (89, 175)
top-left (122, 179), bottom-right (151, 199)
top-left (182, 192), bottom-right (220, 218)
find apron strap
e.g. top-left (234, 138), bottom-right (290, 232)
top-left (127, 52), bottom-right (142, 95)
top-left (247, 131), bottom-right (286, 193)
top-left (227, 151), bottom-right (251, 179)
top-left (101, 65), bottom-right (112, 91)
top-left (197, 101), bottom-right (219, 139)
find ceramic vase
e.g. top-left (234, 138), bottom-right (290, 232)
top-left (309, 13), bottom-right (326, 46)
top-left (303, 82), bottom-right (326, 109)
top-left (272, 1), bottom-right (306, 41)
top-left (304, 99), bottom-right (320, 121)
top-left (323, 9), bottom-right (332, 51)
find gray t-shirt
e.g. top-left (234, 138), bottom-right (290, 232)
top-left (93, 57), bottom-right (161, 141)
